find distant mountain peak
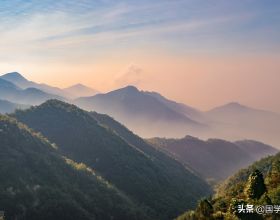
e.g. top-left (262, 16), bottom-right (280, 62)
top-left (66, 83), bottom-right (90, 89)
top-left (182, 135), bottom-right (200, 141)
top-left (108, 85), bottom-right (139, 95)
top-left (225, 102), bottom-right (246, 108)
top-left (3, 72), bottom-right (22, 77)
top-left (42, 99), bottom-right (70, 107)
top-left (64, 83), bottom-right (98, 98)
top-left (73, 83), bottom-right (85, 87)
top-left (40, 99), bottom-right (81, 112)
top-left (122, 85), bottom-right (139, 92)
top-left (1, 72), bottom-right (28, 82)
top-left (208, 102), bottom-right (251, 113)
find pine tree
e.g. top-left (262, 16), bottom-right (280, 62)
top-left (267, 160), bottom-right (280, 188)
top-left (245, 169), bottom-right (266, 200)
top-left (196, 199), bottom-right (213, 219)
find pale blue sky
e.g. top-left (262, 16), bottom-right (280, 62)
top-left (1, 0), bottom-right (280, 57)
top-left (0, 0), bottom-right (280, 112)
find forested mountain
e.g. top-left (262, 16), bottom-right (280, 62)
top-left (90, 111), bottom-right (204, 185)
top-left (74, 86), bottom-right (206, 138)
top-left (0, 115), bottom-right (149, 220)
top-left (12, 100), bottom-right (211, 220)
top-left (176, 152), bottom-right (280, 219)
top-left (148, 136), bottom-right (277, 181)
top-left (90, 111), bottom-right (192, 162)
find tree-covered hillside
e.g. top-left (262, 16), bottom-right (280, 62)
top-left (90, 111), bottom-right (199, 176)
top-left (12, 100), bottom-right (211, 220)
top-left (0, 115), bottom-right (149, 220)
top-left (176, 152), bottom-right (280, 219)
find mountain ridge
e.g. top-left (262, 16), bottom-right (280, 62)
top-left (0, 114), bottom-right (149, 220)
top-left (12, 99), bottom-right (212, 220)
top-left (1, 72), bottom-right (71, 98)
top-left (0, 79), bottom-right (64, 106)
top-left (148, 136), bottom-right (278, 181)
top-left (74, 85), bottom-right (206, 138)
top-left (2, 72), bottom-right (280, 146)
top-left (64, 83), bottom-right (99, 98)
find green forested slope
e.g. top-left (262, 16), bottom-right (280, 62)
top-left (0, 115), bottom-right (148, 220)
top-left (13, 100), bottom-right (211, 219)
top-left (177, 152), bottom-right (280, 220)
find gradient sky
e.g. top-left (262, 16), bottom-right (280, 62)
top-left (0, 0), bottom-right (280, 112)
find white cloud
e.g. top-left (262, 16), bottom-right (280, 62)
top-left (115, 64), bottom-right (143, 87)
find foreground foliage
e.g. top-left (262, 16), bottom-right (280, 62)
top-left (177, 152), bottom-right (280, 220)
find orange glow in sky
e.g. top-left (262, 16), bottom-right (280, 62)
top-left (1, 1), bottom-right (280, 112)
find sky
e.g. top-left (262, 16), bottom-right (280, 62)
top-left (0, 0), bottom-right (280, 112)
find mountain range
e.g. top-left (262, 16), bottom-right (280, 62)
top-left (0, 72), bottom-right (97, 100)
top-left (74, 86), bottom-right (207, 138)
top-left (1, 71), bottom-right (279, 219)
top-left (74, 86), bottom-right (280, 147)
top-left (148, 136), bottom-right (278, 181)
top-left (1, 72), bottom-right (69, 98)
top-left (1, 71), bottom-right (280, 147)
top-left (0, 98), bottom-right (278, 219)
top-left (0, 77), bottom-right (64, 105)
top-left (204, 102), bottom-right (280, 147)
top-left (11, 99), bottom-right (212, 219)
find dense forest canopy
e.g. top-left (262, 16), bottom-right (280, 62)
top-left (11, 100), bottom-right (211, 219)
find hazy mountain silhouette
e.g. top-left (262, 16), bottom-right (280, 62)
top-left (74, 87), bottom-right (280, 145)
top-left (0, 115), bottom-right (149, 220)
top-left (205, 102), bottom-right (280, 147)
top-left (207, 102), bottom-right (268, 118)
top-left (0, 78), bottom-right (64, 105)
top-left (0, 72), bottom-right (28, 86)
top-left (74, 86), bottom-right (206, 138)
top-left (144, 91), bottom-right (204, 121)
top-left (1, 72), bottom-right (279, 146)
top-left (0, 77), bottom-right (19, 90)
top-left (1, 72), bottom-right (70, 98)
top-left (148, 136), bottom-right (278, 181)
top-left (234, 140), bottom-right (278, 159)
top-left (0, 99), bottom-right (29, 113)
top-left (13, 100), bottom-right (211, 220)
top-left (64, 83), bottom-right (99, 98)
